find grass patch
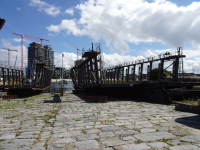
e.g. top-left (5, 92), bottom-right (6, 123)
top-left (16, 133), bottom-right (20, 136)
top-left (0, 139), bottom-right (5, 142)
top-left (81, 130), bottom-right (87, 134)
top-left (182, 97), bottom-right (197, 104)
top-left (137, 139), bottom-right (143, 143)
top-left (162, 138), bottom-right (173, 146)
top-left (180, 134), bottom-right (187, 137)
top-left (76, 120), bottom-right (81, 122)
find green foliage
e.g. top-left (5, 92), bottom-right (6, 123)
top-left (16, 133), bottom-right (20, 136)
top-left (137, 139), bottom-right (143, 143)
top-left (151, 68), bottom-right (168, 80)
top-left (182, 97), bottom-right (196, 103)
top-left (0, 139), bottom-right (5, 142)
top-left (81, 130), bottom-right (87, 134)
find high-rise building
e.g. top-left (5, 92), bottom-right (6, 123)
top-left (27, 42), bottom-right (55, 78)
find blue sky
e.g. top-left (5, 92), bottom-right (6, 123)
top-left (0, 0), bottom-right (200, 73)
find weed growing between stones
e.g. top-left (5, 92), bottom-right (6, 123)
top-left (162, 138), bottom-right (173, 146)
top-left (168, 127), bottom-right (171, 133)
top-left (81, 130), bottom-right (87, 134)
top-left (137, 139), bottom-right (143, 143)
top-left (0, 139), bottom-right (5, 142)
top-left (16, 133), bottom-right (20, 136)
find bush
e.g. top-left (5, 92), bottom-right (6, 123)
top-left (151, 68), bottom-right (168, 80)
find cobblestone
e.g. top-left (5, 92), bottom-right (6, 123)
top-left (0, 93), bottom-right (200, 149)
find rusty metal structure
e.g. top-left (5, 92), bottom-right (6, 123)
top-left (0, 58), bottom-right (52, 95)
top-left (70, 43), bottom-right (200, 103)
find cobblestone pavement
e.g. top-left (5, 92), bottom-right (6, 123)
top-left (0, 93), bottom-right (200, 150)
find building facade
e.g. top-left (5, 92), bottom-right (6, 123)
top-left (52, 67), bottom-right (70, 79)
top-left (27, 42), bottom-right (55, 78)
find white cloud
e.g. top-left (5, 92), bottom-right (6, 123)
top-left (29, 0), bottom-right (60, 17)
top-left (0, 39), bottom-right (27, 70)
top-left (16, 7), bottom-right (21, 11)
top-left (47, 0), bottom-right (200, 54)
top-left (54, 51), bottom-right (144, 70)
top-left (12, 38), bottom-right (30, 43)
top-left (48, 33), bottom-right (54, 37)
top-left (54, 52), bottom-right (77, 69)
top-left (47, 19), bottom-right (82, 36)
top-left (65, 8), bottom-right (74, 15)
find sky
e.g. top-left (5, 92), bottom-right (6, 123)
top-left (0, 0), bottom-right (200, 74)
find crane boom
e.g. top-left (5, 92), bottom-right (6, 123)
top-left (25, 34), bottom-right (49, 45)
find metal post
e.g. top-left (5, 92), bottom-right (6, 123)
top-left (140, 63), bottom-right (143, 81)
top-left (117, 68), bottom-right (120, 83)
top-left (138, 66), bottom-right (141, 81)
top-left (0, 68), bottom-right (1, 82)
top-left (87, 61), bottom-right (90, 85)
top-left (2, 68), bottom-right (5, 87)
top-left (16, 70), bottom-right (18, 86)
top-left (61, 54), bottom-right (64, 96)
top-left (132, 65), bottom-right (135, 82)
top-left (18, 70), bottom-right (21, 86)
top-left (160, 60), bottom-right (164, 80)
top-left (147, 65), bottom-right (150, 81)
top-left (12, 69), bottom-right (14, 86)
top-left (158, 63), bottom-right (161, 80)
top-left (149, 61), bottom-right (152, 80)
top-left (40, 68), bottom-right (43, 89)
top-left (114, 68), bottom-right (116, 83)
top-left (94, 54), bottom-right (99, 85)
top-left (7, 69), bottom-right (10, 87)
top-left (22, 71), bottom-right (24, 87)
top-left (122, 67), bottom-right (124, 83)
top-left (127, 66), bottom-right (130, 83)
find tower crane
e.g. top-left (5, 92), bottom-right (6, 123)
top-left (24, 34), bottom-right (49, 46)
top-left (13, 33), bottom-right (49, 71)
top-left (0, 47), bottom-right (18, 69)
top-left (72, 44), bottom-right (81, 60)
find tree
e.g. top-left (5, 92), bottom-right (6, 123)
top-left (151, 68), bottom-right (168, 80)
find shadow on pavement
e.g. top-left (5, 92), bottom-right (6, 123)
top-left (175, 114), bottom-right (200, 130)
top-left (43, 94), bottom-right (61, 103)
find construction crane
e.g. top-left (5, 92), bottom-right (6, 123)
top-left (72, 44), bottom-right (81, 60)
top-left (13, 33), bottom-right (49, 71)
top-left (24, 34), bottom-right (49, 46)
top-left (0, 47), bottom-right (18, 69)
